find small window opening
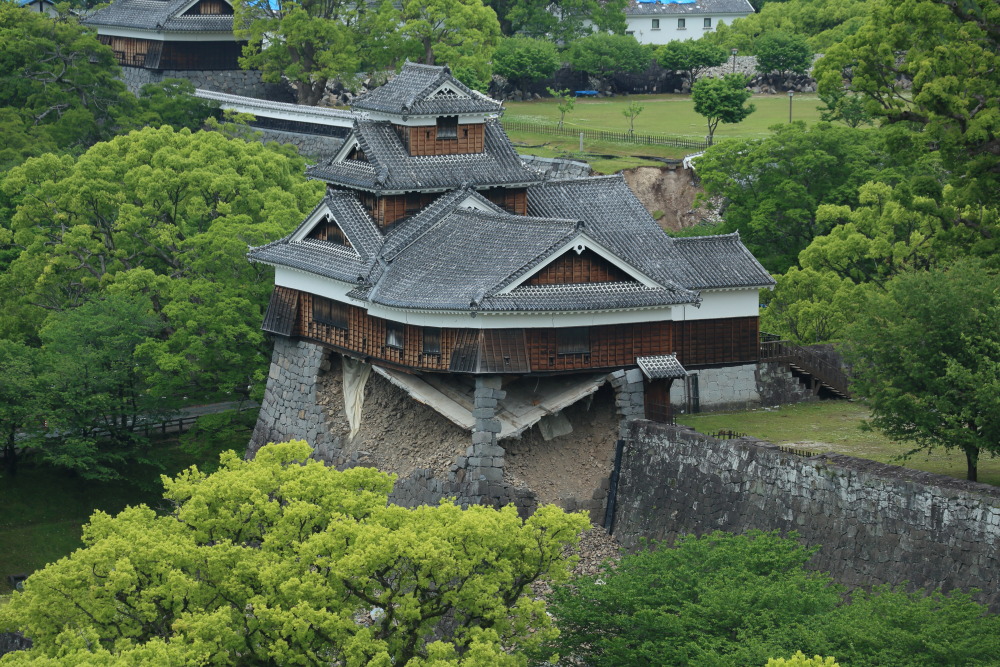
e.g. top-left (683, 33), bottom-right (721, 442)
top-left (556, 327), bottom-right (590, 355)
top-left (436, 116), bottom-right (458, 140)
top-left (386, 322), bottom-right (404, 350)
top-left (651, 18), bottom-right (659, 29)
top-left (313, 296), bottom-right (348, 330)
top-left (677, 18), bottom-right (686, 28)
top-left (704, 17), bottom-right (712, 28)
top-left (422, 327), bottom-right (441, 355)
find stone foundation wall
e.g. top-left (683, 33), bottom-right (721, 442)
top-left (253, 128), bottom-right (345, 159)
top-left (670, 361), bottom-right (814, 414)
top-left (121, 67), bottom-right (293, 101)
top-left (613, 421), bottom-right (1000, 610)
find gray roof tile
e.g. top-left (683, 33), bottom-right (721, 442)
top-left (637, 354), bottom-right (688, 379)
top-left (527, 176), bottom-right (773, 290)
top-left (84, 0), bottom-right (237, 33)
top-left (626, 0), bottom-right (754, 15)
top-left (307, 120), bottom-right (541, 193)
top-left (352, 62), bottom-right (503, 116)
top-left (481, 282), bottom-right (695, 312)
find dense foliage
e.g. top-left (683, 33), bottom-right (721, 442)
top-left (543, 531), bottom-right (1000, 666)
top-left (0, 441), bottom-right (589, 665)
top-left (655, 39), bottom-right (727, 85)
top-left (753, 31), bottom-right (812, 77)
top-left (691, 73), bottom-right (755, 145)
top-left (567, 34), bottom-right (652, 82)
top-left (492, 37), bottom-right (560, 87)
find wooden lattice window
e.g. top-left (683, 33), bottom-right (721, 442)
top-left (422, 327), bottom-right (441, 355)
top-left (436, 116), bottom-right (458, 140)
top-left (313, 296), bottom-right (348, 329)
top-left (557, 327), bottom-right (590, 355)
top-left (386, 322), bottom-right (404, 350)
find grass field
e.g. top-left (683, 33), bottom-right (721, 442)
top-left (678, 400), bottom-right (1000, 487)
top-left (502, 92), bottom-right (826, 173)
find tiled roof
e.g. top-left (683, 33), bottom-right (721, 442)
top-left (527, 176), bottom-right (773, 290)
top-left (626, 0), bottom-right (754, 15)
top-left (352, 62), bottom-right (503, 116)
top-left (637, 354), bottom-right (688, 379)
top-left (307, 120), bottom-right (542, 193)
top-left (481, 282), bottom-right (696, 312)
top-left (83, 0), bottom-right (237, 33)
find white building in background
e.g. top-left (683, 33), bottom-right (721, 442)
top-left (625, 0), bottom-right (754, 46)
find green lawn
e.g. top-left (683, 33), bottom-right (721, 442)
top-left (503, 93), bottom-right (826, 173)
top-left (678, 400), bottom-right (1000, 487)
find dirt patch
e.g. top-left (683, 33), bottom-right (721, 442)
top-left (503, 384), bottom-right (619, 506)
top-left (621, 165), bottom-right (720, 232)
top-left (316, 356), bottom-right (469, 478)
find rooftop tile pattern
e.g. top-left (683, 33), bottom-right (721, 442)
top-left (527, 176), bottom-right (773, 290)
top-left (307, 120), bottom-right (542, 193)
top-left (351, 62), bottom-right (503, 116)
top-left (84, 0), bottom-right (237, 32)
top-left (481, 282), bottom-right (696, 312)
top-left (625, 0), bottom-right (753, 15)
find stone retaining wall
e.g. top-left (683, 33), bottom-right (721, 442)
top-left (121, 67), bottom-right (292, 101)
top-left (252, 128), bottom-right (344, 159)
top-left (613, 421), bottom-right (1000, 610)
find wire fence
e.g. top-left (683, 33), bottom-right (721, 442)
top-left (501, 119), bottom-right (710, 150)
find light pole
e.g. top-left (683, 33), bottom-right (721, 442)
top-left (731, 48), bottom-right (738, 74)
top-left (788, 89), bottom-right (794, 123)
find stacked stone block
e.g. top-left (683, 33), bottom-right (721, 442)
top-left (613, 421), bottom-right (1000, 610)
top-left (608, 368), bottom-right (645, 438)
top-left (248, 337), bottom-right (339, 460)
top-left (119, 66), bottom-right (291, 100)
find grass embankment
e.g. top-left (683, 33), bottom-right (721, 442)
top-left (0, 420), bottom-right (246, 595)
top-left (679, 400), bottom-right (1000, 487)
top-left (503, 93), bottom-right (826, 173)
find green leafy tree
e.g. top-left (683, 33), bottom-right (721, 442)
top-left (0, 340), bottom-right (46, 476)
top-left (492, 37), bottom-right (560, 88)
top-left (754, 31), bottom-right (813, 78)
top-left (1, 126), bottom-right (323, 406)
top-left (491, 0), bottom-right (626, 42)
top-left (546, 87), bottom-right (576, 129)
top-left (0, 2), bottom-right (134, 157)
top-left (543, 531), bottom-right (843, 666)
top-left (234, 0), bottom-right (375, 105)
top-left (843, 260), bottom-right (1000, 482)
top-left (815, 71), bottom-right (871, 128)
top-left (34, 294), bottom-right (167, 481)
top-left (622, 100), bottom-right (643, 134)
top-left (691, 74), bottom-right (755, 147)
top-left (655, 39), bottom-right (727, 86)
top-left (0, 441), bottom-right (589, 665)
top-left (768, 653), bottom-right (839, 667)
top-left (696, 123), bottom-right (891, 272)
top-left (567, 34), bottom-right (651, 87)
top-left (761, 267), bottom-right (870, 345)
top-left (133, 79), bottom-right (219, 131)
top-left (400, 0), bottom-right (501, 90)
top-left (815, 0), bottom-right (1000, 219)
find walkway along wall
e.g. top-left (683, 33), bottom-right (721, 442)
top-left (612, 421), bottom-right (1000, 610)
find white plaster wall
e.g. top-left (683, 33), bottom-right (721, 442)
top-left (626, 13), bottom-right (748, 46)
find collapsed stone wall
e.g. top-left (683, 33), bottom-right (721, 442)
top-left (519, 154), bottom-right (593, 180)
top-left (120, 66), bottom-right (293, 101)
top-left (613, 421), bottom-right (1000, 610)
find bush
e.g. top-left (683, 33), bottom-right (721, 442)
top-left (493, 37), bottom-right (560, 87)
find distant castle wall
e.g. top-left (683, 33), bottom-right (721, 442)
top-left (120, 66), bottom-right (292, 101)
top-left (612, 421), bottom-right (1000, 610)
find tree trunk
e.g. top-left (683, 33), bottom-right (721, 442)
top-left (4, 431), bottom-right (17, 477)
top-left (965, 445), bottom-right (979, 482)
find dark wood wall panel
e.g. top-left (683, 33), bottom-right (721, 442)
top-left (98, 36), bottom-right (241, 70)
top-left (482, 188), bottom-right (527, 215)
top-left (404, 123), bottom-right (484, 156)
top-left (526, 249), bottom-right (629, 285)
top-left (287, 290), bottom-right (758, 373)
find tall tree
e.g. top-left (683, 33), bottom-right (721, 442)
top-left (568, 34), bottom-right (651, 87)
top-left (400, 0), bottom-right (501, 90)
top-left (0, 441), bottom-right (589, 664)
top-left (492, 36), bottom-right (560, 89)
top-left (844, 260), bottom-right (1000, 482)
top-left (234, 0), bottom-right (374, 105)
top-left (754, 31), bottom-right (813, 78)
top-left (0, 340), bottom-right (46, 476)
top-left (690, 73), bottom-right (755, 147)
top-left (1, 126), bottom-right (323, 405)
top-left (656, 39), bottom-right (727, 86)
top-left (495, 0), bottom-right (627, 42)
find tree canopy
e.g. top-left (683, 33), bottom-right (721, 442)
top-left (754, 31), bottom-right (813, 78)
top-left (0, 441), bottom-right (589, 665)
top-left (690, 74), bottom-right (755, 146)
top-left (542, 531), bottom-right (1000, 666)
top-left (655, 39), bottom-right (727, 85)
top-left (492, 37), bottom-right (560, 88)
top-left (567, 34), bottom-right (651, 85)
top-left (843, 260), bottom-right (1000, 482)
top-left (488, 0), bottom-right (626, 42)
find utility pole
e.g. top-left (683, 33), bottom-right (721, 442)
top-left (731, 49), bottom-right (738, 74)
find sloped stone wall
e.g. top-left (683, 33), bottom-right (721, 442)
top-left (613, 421), bottom-right (1000, 610)
top-left (120, 66), bottom-right (292, 100)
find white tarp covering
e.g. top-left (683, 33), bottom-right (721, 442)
top-left (342, 357), bottom-right (372, 439)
